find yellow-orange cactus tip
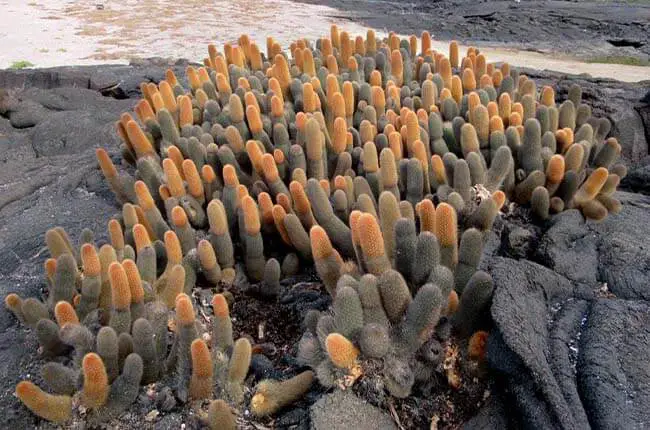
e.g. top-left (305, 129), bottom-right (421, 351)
top-left (468, 330), bottom-right (489, 360)
top-left (310, 226), bottom-right (333, 260)
top-left (212, 294), bottom-right (230, 318)
top-left (325, 333), bottom-right (359, 369)
top-left (5, 293), bottom-right (21, 308)
top-left (175, 293), bottom-right (195, 325)
top-left (54, 301), bottom-right (79, 327)
top-left (190, 339), bottom-right (213, 377)
top-left (358, 213), bottom-right (385, 258)
top-left (108, 262), bottom-right (131, 310)
top-left (82, 353), bottom-right (106, 376)
top-left (80, 243), bottom-right (101, 276)
top-left (223, 165), bottom-right (238, 187)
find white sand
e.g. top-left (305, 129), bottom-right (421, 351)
top-left (0, 0), bottom-right (648, 82)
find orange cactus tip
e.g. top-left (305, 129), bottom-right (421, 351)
top-left (151, 92), bottom-right (165, 113)
top-left (241, 195), bottom-right (261, 235)
top-left (197, 240), bottom-right (217, 270)
top-left (273, 148), bottom-right (285, 164)
top-left (310, 226), bottom-right (334, 260)
top-left (576, 167), bottom-right (609, 204)
top-left (332, 117), bottom-right (348, 154)
top-left (120, 112), bottom-right (134, 127)
top-left (162, 264), bottom-right (185, 308)
top-left (468, 331), bottom-right (489, 360)
top-left (54, 301), bottom-right (79, 327)
top-left (271, 204), bottom-right (292, 245)
top-left (132, 223), bottom-right (151, 252)
top-left (358, 213), bottom-right (385, 258)
top-left (125, 120), bottom-right (155, 157)
top-left (164, 230), bottom-right (183, 265)
top-left (186, 66), bottom-right (201, 89)
top-left (44, 258), bottom-right (57, 279)
top-left (159, 80), bottom-right (178, 112)
top-left (271, 95), bottom-right (284, 117)
top-left (216, 73), bottom-right (231, 92)
top-left (136, 99), bottom-right (155, 121)
top-left (368, 70), bottom-right (381, 87)
top-left (462, 68), bottom-right (476, 90)
top-left (277, 192), bottom-right (292, 212)
top-left (246, 104), bottom-right (263, 134)
top-left (122, 259), bottom-right (144, 304)
top-left (347, 56), bottom-right (358, 71)
top-left (223, 165), bottom-right (239, 187)
top-left (489, 116), bottom-right (504, 133)
top-left (175, 293), bottom-right (195, 325)
top-left (334, 175), bottom-right (347, 191)
top-left (108, 262), bottom-right (131, 310)
top-left (261, 153), bottom-right (280, 182)
top-left (371, 86), bottom-right (386, 107)
top-left (16, 381), bottom-right (72, 423)
top-left (201, 164), bottom-right (217, 183)
top-left (349, 210), bottom-right (362, 245)
top-left (435, 203), bottom-right (458, 247)
top-left (134, 181), bottom-right (155, 210)
top-left (5, 293), bottom-right (21, 309)
top-left (181, 159), bottom-right (204, 199)
top-left (95, 148), bottom-right (117, 178)
top-left (108, 219), bottom-right (124, 250)
top-left (431, 154), bottom-right (447, 183)
top-left (492, 190), bottom-right (507, 211)
top-left (189, 339), bottom-right (213, 400)
top-left (80, 243), bottom-right (101, 277)
top-left (246, 141), bottom-right (265, 173)
top-left (241, 78), bottom-right (253, 92)
top-left (418, 199), bottom-right (436, 233)
top-left (159, 184), bottom-right (171, 201)
top-left (319, 179), bottom-right (331, 196)
top-left (163, 158), bottom-right (186, 198)
top-left (541, 86), bottom-right (555, 106)
top-left (165, 68), bottom-right (179, 86)
top-left (289, 181), bottom-right (311, 214)
top-left (446, 290), bottom-right (459, 315)
top-left (171, 206), bottom-right (189, 227)
top-left (207, 200), bottom-right (228, 235)
top-left (257, 192), bottom-right (274, 223)
top-left (212, 293), bottom-right (230, 318)
top-left (179, 96), bottom-right (193, 128)
top-left (325, 333), bottom-right (359, 369)
top-left (546, 155), bottom-right (566, 184)
top-left (82, 353), bottom-right (109, 408)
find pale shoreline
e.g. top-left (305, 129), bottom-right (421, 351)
top-left (1, 0), bottom-right (648, 82)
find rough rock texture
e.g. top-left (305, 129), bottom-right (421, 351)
top-left (310, 390), bottom-right (397, 430)
top-left (297, 0), bottom-right (650, 60)
top-left (0, 61), bottom-right (649, 429)
top-left (475, 192), bottom-right (650, 429)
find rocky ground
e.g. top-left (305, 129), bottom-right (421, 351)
top-left (299, 0), bottom-right (650, 63)
top-left (1, 52), bottom-right (649, 429)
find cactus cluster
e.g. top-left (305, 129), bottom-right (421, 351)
top-left (299, 206), bottom-right (494, 397)
top-left (6, 227), bottom-right (313, 425)
top-left (5, 24), bottom-right (624, 425)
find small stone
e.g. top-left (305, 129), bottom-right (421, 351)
top-left (156, 386), bottom-right (177, 411)
top-left (507, 226), bottom-right (534, 258)
top-left (145, 409), bottom-right (159, 422)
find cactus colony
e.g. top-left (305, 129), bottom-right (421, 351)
top-left (5, 24), bottom-right (622, 425)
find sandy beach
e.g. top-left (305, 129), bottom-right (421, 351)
top-left (1, 0), bottom-right (648, 82)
